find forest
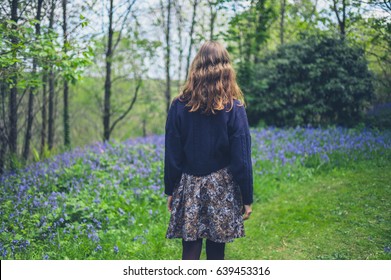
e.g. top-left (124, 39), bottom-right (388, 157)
top-left (1, 0), bottom-right (390, 171)
top-left (0, 0), bottom-right (390, 260)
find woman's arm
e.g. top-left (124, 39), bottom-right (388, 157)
top-left (164, 100), bottom-right (184, 197)
top-left (243, 204), bottom-right (252, 220)
top-left (167, 195), bottom-right (173, 212)
top-left (228, 101), bottom-right (254, 206)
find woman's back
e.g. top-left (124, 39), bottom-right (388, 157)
top-left (164, 41), bottom-right (253, 260)
top-left (165, 97), bottom-right (253, 205)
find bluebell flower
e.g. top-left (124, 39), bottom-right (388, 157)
top-left (321, 154), bottom-right (330, 162)
top-left (88, 232), bottom-right (99, 243)
top-left (1, 125), bottom-right (390, 262)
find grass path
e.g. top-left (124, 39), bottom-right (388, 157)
top-left (226, 160), bottom-right (391, 260)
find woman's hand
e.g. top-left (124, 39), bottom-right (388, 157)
top-left (167, 196), bottom-right (173, 212)
top-left (243, 204), bottom-right (252, 220)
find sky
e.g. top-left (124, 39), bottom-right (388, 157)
top-left (69, 0), bottom-right (389, 81)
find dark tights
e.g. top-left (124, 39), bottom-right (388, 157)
top-left (182, 239), bottom-right (225, 260)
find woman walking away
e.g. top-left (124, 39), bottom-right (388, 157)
top-left (164, 41), bottom-right (253, 260)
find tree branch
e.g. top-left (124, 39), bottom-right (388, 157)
top-left (383, 0), bottom-right (391, 13)
top-left (331, 0), bottom-right (342, 25)
top-left (112, 0), bottom-right (137, 52)
top-left (1, 3), bottom-right (9, 15)
top-left (19, 0), bottom-right (33, 20)
top-left (111, 74), bottom-right (130, 84)
top-left (109, 78), bottom-right (142, 134)
top-left (16, 86), bottom-right (29, 109)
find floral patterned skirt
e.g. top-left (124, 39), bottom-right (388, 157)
top-left (166, 166), bottom-right (245, 243)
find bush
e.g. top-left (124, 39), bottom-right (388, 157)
top-left (239, 34), bottom-right (374, 128)
top-left (364, 102), bottom-right (391, 130)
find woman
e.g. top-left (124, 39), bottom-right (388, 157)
top-left (164, 41), bottom-right (253, 260)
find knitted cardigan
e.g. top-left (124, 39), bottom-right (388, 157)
top-left (164, 98), bottom-right (253, 205)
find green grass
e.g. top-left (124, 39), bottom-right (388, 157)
top-left (2, 129), bottom-right (390, 260)
top-left (226, 158), bottom-right (391, 260)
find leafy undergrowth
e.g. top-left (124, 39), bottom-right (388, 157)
top-left (0, 127), bottom-right (390, 259)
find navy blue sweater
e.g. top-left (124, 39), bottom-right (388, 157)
top-left (164, 98), bottom-right (253, 205)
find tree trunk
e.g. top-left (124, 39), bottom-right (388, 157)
top-left (0, 82), bottom-right (7, 175)
top-left (40, 73), bottom-right (47, 155)
top-left (0, 124), bottom-right (6, 174)
top-left (23, 0), bottom-right (43, 160)
top-left (48, 69), bottom-right (55, 150)
top-left (175, 0), bottom-right (184, 90)
top-left (142, 119), bottom-right (146, 137)
top-left (254, 0), bottom-right (272, 64)
top-left (208, 0), bottom-right (217, 41)
top-left (279, 0), bottom-right (285, 45)
top-left (9, 0), bottom-right (19, 158)
top-left (165, 0), bottom-right (172, 114)
top-left (48, 0), bottom-right (56, 150)
top-left (102, 0), bottom-right (137, 140)
top-left (185, 0), bottom-right (199, 80)
top-left (23, 86), bottom-right (34, 160)
top-left (332, 0), bottom-right (346, 38)
top-left (341, 0), bottom-right (346, 37)
top-left (103, 0), bottom-right (114, 141)
top-left (62, 0), bottom-right (70, 148)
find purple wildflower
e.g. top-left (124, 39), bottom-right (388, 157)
top-left (2, 248), bottom-right (7, 258)
top-left (118, 208), bottom-right (125, 215)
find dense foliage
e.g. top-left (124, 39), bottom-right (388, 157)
top-left (0, 20), bottom-right (91, 87)
top-left (364, 102), bottom-right (391, 130)
top-left (239, 35), bottom-right (374, 127)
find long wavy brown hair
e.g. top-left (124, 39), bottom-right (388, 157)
top-left (177, 41), bottom-right (245, 115)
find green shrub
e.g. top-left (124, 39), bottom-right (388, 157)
top-left (239, 34), bottom-right (374, 128)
